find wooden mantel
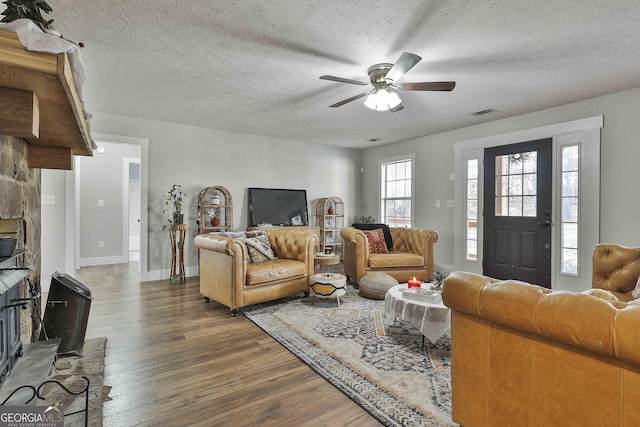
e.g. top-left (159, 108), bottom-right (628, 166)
top-left (0, 28), bottom-right (94, 170)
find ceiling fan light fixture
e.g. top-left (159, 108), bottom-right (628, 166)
top-left (364, 89), bottom-right (402, 111)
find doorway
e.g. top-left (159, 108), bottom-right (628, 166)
top-left (483, 139), bottom-right (552, 287)
top-left (72, 134), bottom-right (149, 282)
top-left (453, 116), bottom-right (602, 292)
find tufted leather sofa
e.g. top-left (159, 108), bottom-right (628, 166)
top-left (194, 229), bottom-right (317, 315)
top-left (340, 227), bottom-right (438, 284)
top-left (441, 243), bottom-right (640, 426)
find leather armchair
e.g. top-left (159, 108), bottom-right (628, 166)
top-left (441, 243), bottom-right (640, 426)
top-left (340, 227), bottom-right (438, 284)
top-left (194, 229), bottom-right (317, 315)
top-left (591, 243), bottom-right (640, 301)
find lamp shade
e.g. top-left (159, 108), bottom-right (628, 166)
top-left (364, 89), bottom-right (402, 111)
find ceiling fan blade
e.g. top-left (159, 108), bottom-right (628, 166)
top-left (390, 103), bottom-right (404, 113)
top-left (400, 81), bottom-right (456, 91)
top-left (320, 75), bottom-right (369, 86)
top-left (385, 52), bottom-right (422, 82)
top-left (328, 92), bottom-right (369, 108)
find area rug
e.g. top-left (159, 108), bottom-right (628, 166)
top-left (38, 337), bottom-right (109, 427)
top-left (242, 288), bottom-right (456, 426)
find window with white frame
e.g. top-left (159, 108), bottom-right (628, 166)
top-left (560, 144), bottom-right (580, 275)
top-left (466, 159), bottom-right (479, 260)
top-left (380, 157), bottom-right (413, 227)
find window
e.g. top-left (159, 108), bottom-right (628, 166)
top-left (380, 157), bottom-right (413, 227)
top-left (466, 159), bottom-right (479, 260)
top-left (494, 151), bottom-right (537, 217)
top-left (560, 144), bottom-right (580, 275)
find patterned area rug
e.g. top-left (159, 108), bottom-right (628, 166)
top-left (242, 287), bottom-right (456, 426)
top-left (39, 337), bottom-right (109, 427)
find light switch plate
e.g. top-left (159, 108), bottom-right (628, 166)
top-left (446, 200), bottom-right (455, 208)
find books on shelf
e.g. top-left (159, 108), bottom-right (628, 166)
top-left (401, 287), bottom-right (442, 304)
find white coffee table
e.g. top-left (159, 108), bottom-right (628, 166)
top-left (384, 283), bottom-right (451, 345)
top-left (309, 273), bottom-right (347, 306)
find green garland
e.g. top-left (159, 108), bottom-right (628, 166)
top-left (1, 0), bottom-right (53, 31)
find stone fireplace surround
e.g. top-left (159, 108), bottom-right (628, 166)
top-left (0, 133), bottom-right (41, 344)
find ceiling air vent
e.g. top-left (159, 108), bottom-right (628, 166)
top-left (471, 108), bottom-right (497, 116)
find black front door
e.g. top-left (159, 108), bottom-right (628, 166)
top-left (483, 139), bottom-right (552, 288)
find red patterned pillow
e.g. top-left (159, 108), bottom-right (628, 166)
top-left (364, 229), bottom-right (389, 253)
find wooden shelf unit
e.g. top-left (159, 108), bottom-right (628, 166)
top-left (316, 197), bottom-right (344, 259)
top-left (197, 186), bottom-right (232, 234)
top-left (0, 29), bottom-right (94, 170)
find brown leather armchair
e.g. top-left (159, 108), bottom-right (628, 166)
top-left (591, 243), bottom-right (640, 301)
top-left (340, 226), bottom-right (438, 284)
top-left (441, 243), bottom-right (640, 426)
top-left (194, 229), bottom-right (317, 315)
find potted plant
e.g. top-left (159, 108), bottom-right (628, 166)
top-left (432, 270), bottom-right (448, 291)
top-left (163, 185), bottom-right (186, 226)
top-left (353, 215), bottom-right (376, 224)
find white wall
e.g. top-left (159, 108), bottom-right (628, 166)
top-left (361, 87), bottom-right (640, 290)
top-left (86, 112), bottom-right (362, 280)
top-left (78, 141), bottom-right (141, 265)
top-left (41, 169), bottom-right (68, 291)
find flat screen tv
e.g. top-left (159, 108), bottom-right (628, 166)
top-left (248, 187), bottom-right (309, 227)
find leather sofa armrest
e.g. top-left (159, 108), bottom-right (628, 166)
top-left (194, 234), bottom-right (248, 260)
top-left (340, 227), bottom-right (369, 282)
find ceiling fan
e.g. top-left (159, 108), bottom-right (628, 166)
top-left (320, 52), bottom-right (455, 112)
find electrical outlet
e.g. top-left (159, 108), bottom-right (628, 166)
top-left (41, 195), bottom-right (56, 205)
top-left (98, 241), bottom-right (104, 248)
top-left (435, 200), bottom-right (441, 208)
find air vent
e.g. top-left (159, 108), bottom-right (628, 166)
top-left (471, 108), bottom-right (497, 116)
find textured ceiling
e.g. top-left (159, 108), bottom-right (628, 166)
top-left (39, 0), bottom-right (640, 149)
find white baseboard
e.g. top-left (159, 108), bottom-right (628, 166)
top-left (78, 256), bottom-right (125, 267)
top-left (146, 266), bottom-right (198, 282)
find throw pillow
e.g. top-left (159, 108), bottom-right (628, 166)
top-left (364, 229), bottom-right (389, 254)
top-left (353, 223), bottom-right (393, 249)
top-left (245, 234), bottom-right (277, 263)
top-left (633, 276), bottom-right (640, 299)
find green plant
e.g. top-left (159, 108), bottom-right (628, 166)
top-left (163, 185), bottom-right (186, 226)
top-left (1, 0), bottom-right (53, 31)
top-left (207, 207), bottom-right (220, 218)
top-left (353, 215), bottom-right (376, 224)
top-left (432, 270), bottom-right (448, 290)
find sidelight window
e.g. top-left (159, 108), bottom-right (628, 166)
top-left (560, 144), bottom-right (580, 275)
top-left (466, 159), bottom-right (479, 260)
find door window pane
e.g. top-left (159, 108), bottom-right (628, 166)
top-left (495, 151), bottom-right (537, 217)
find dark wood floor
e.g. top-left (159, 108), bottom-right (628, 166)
top-left (76, 262), bottom-right (382, 426)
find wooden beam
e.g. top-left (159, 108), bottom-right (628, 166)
top-left (27, 144), bottom-right (72, 170)
top-left (0, 86), bottom-right (39, 139)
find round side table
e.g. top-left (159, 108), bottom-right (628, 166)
top-left (314, 254), bottom-right (340, 273)
top-left (309, 273), bottom-right (347, 306)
